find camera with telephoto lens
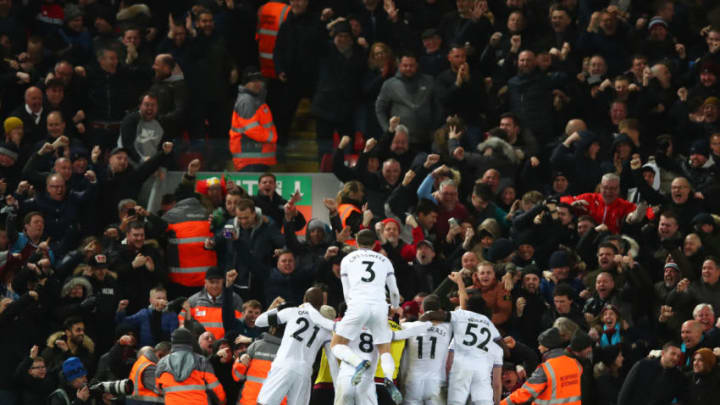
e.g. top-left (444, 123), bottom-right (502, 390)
top-left (89, 379), bottom-right (133, 396)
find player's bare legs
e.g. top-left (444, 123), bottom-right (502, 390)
top-left (377, 341), bottom-right (402, 404)
top-left (331, 333), bottom-right (369, 385)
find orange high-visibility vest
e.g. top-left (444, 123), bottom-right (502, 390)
top-left (501, 353), bottom-right (583, 405)
top-left (229, 103), bottom-right (277, 170)
top-left (337, 203), bottom-right (361, 245)
top-left (166, 220), bottom-right (217, 287)
top-left (157, 363), bottom-right (226, 405)
top-left (180, 291), bottom-right (242, 340)
top-left (233, 356), bottom-right (287, 405)
top-left (256, 2), bottom-right (290, 78)
top-left (127, 354), bottom-right (162, 404)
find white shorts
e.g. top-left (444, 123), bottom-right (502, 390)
top-left (447, 363), bottom-right (493, 405)
top-left (336, 302), bottom-right (391, 344)
top-left (402, 376), bottom-right (445, 405)
top-left (334, 363), bottom-right (378, 405)
top-left (257, 366), bottom-right (311, 405)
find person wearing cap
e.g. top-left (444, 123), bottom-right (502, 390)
top-left (501, 327), bottom-right (583, 405)
top-left (156, 327), bottom-right (227, 405)
top-left (511, 264), bottom-right (548, 347)
top-left (229, 66), bottom-right (277, 171)
top-left (119, 92), bottom-right (170, 165)
top-left (688, 61), bottom-right (720, 102)
top-left (48, 357), bottom-right (91, 405)
top-left (95, 138), bottom-right (173, 227)
top-left (640, 16), bottom-right (677, 63)
top-left (181, 266), bottom-right (243, 340)
top-left (676, 138), bottom-right (718, 196)
top-left (592, 344), bottom-right (624, 405)
top-left (86, 253), bottom-right (123, 353)
top-left (418, 28), bottom-right (448, 77)
top-left (617, 341), bottom-right (689, 405)
top-left (310, 19), bottom-right (365, 162)
top-left (52, 3), bottom-right (92, 66)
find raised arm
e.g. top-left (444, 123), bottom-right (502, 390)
top-left (448, 271), bottom-right (468, 310)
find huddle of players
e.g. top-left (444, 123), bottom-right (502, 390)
top-left (253, 230), bottom-right (503, 405)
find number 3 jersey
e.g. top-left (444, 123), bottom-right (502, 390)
top-left (255, 303), bottom-right (335, 371)
top-left (340, 248), bottom-right (400, 307)
top-left (449, 309), bottom-right (500, 363)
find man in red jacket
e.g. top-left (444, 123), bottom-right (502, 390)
top-left (560, 173), bottom-right (653, 233)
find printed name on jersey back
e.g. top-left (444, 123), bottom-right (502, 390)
top-left (346, 250), bottom-right (387, 264)
top-left (427, 325), bottom-right (449, 337)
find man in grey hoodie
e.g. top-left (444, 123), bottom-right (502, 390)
top-left (376, 51), bottom-right (439, 150)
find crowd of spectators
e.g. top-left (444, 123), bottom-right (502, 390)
top-left (2, 0), bottom-right (720, 404)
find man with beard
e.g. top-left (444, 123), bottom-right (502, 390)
top-left (149, 53), bottom-right (187, 139)
top-left (41, 317), bottom-right (95, 375)
top-left (511, 265), bottom-right (548, 347)
top-left (119, 92), bottom-right (169, 165)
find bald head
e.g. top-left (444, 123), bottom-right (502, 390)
top-left (681, 320), bottom-right (704, 348)
top-left (565, 119), bottom-right (587, 136)
top-left (303, 287), bottom-right (324, 310)
top-left (25, 86), bottom-right (43, 113)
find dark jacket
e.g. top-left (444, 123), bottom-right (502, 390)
top-left (149, 73), bottom-right (188, 138)
top-left (506, 70), bottom-right (566, 141)
top-left (311, 41), bottom-right (366, 123)
top-left (13, 355), bottom-right (58, 405)
top-left (85, 65), bottom-right (141, 122)
top-left (273, 10), bottom-right (324, 86)
top-left (617, 357), bottom-right (689, 405)
top-left (95, 150), bottom-right (171, 227)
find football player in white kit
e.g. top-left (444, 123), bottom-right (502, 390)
top-left (399, 294), bottom-right (453, 405)
top-left (255, 287), bottom-right (337, 405)
top-left (422, 270), bottom-right (505, 405)
top-left (330, 229), bottom-right (403, 404)
top-left (335, 321), bottom-right (434, 405)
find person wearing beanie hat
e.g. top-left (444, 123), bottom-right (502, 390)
top-left (229, 62), bottom-right (277, 171)
top-left (156, 326), bottom-right (226, 404)
top-left (3, 116), bottom-right (22, 135)
top-left (540, 250), bottom-right (584, 304)
top-left (592, 344), bottom-right (623, 405)
top-left (689, 347), bottom-right (720, 404)
top-left (513, 264), bottom-right (547, 346)
top-left (501, 325), bottom-right (583, 405)
top-left (486, 238), bottom-right (515, 263)
top-left (47, 357), bottom-right (91, 405)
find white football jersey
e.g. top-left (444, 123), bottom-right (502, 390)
top-left (256, 303), bottom-right (334, 370)
top-left (401, 321), bottom-right (452, 380)
top-left (448, 309), bottom-right (500, 363)
top-left (340, 248), bottom-right (398, 305)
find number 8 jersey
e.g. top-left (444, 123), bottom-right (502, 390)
top-left (449, 309), bottom-right (500, 362)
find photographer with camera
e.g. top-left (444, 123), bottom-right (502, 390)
top-left (48, 357), bottom-right (90, 405)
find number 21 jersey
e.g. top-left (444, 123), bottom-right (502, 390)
top-left (273, 303), bottom-right (334, 370)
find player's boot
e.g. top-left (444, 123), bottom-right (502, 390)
top-left (384, 377), bottom-right (403, 404)
top-left (351, 360), bottom-right (371, 385)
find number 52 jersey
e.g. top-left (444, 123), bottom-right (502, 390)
top-left (449, 309), bottom-right (500, 362)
